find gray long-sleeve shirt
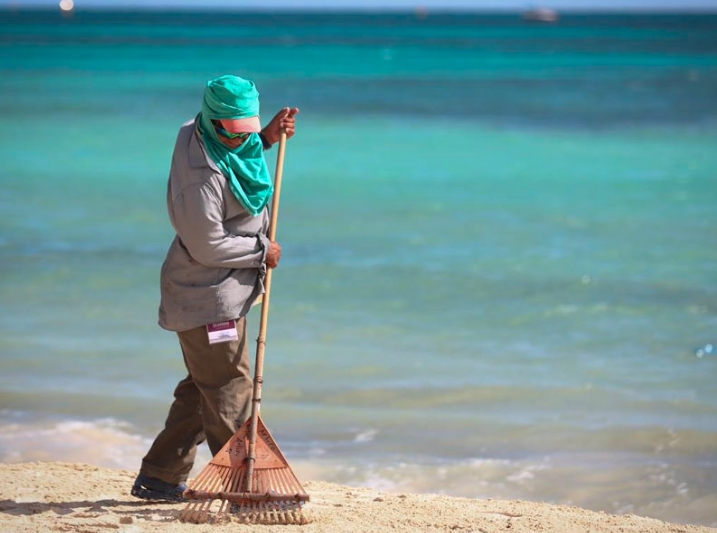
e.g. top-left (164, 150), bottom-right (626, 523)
top-left (158, 118), bottom-right (270, 332)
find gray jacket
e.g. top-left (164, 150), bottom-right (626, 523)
top-left (158, 118), bottom-right (270, 332)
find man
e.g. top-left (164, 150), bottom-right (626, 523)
top-left (131, 74), bottom-right (299, 501)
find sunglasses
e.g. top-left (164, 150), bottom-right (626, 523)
top-left (214, 123), bottom-right (252, 140)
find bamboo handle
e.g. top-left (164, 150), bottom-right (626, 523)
top-left (255, 130), bottom-right (286, 381)
top-left (267, 131), bottom-right (287, 243)
top-left (245, 130), bottom-right (287, 489)
top-left (250, 131), bottom-right (287, 308)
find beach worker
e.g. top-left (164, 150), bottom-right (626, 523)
top-left (131, 74), bottom-right (299, 502)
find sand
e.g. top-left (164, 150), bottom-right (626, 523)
top-left (0, 461), bottom-right (714, 533)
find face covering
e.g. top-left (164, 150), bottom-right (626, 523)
top-left (196, 75), bottom-right (272, 217)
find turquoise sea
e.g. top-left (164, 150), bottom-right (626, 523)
top-left (1, 7), bottom-right (716, 527)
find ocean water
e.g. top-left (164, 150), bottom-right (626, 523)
top-left (1, 8), bottom-right (716, 527)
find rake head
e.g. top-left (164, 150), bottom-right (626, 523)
top-left (178, 417), bottom-right (310, 525)
top-left (180, 489), bottom-right (309, 524)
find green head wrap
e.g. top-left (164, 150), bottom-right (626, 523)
top-left (197, 75), bottom-right (272, 216)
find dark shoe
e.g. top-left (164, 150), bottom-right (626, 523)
top-left (131, 473), bottom-right (187, 502)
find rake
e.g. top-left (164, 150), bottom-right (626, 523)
top-left (180, 131), bottom-right (310, 525)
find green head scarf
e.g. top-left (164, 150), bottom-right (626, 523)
top-left (197, 75), bottom-right (272, 216)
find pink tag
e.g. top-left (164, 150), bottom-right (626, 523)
top-left (206, 320), bottom-right (238, 344)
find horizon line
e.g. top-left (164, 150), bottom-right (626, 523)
top-left (4, 5), bottom-right (717, 13)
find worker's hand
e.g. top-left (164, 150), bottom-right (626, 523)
top-left (266, 241), bottom-right (282, 269)
top-left (261, 107), bottom-right (299, 146)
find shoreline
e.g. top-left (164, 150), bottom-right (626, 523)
top-left (1, 461), bottom-right (715, 533)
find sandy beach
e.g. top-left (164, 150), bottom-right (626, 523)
top-left (0, 461), bottom-right (714, 533)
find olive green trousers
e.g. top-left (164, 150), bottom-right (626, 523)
top-left (139, 317), bottom-right (252, 484)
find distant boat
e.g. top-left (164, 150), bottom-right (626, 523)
top-left (522, 7), bottom-right (559, 23)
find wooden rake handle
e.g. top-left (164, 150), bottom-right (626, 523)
top-left (254, 130), bottom-right (286, 388)
top-left (245, 130), bottom-right (287, 488)
top-left (267, 131), bottom-right (287, 243)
